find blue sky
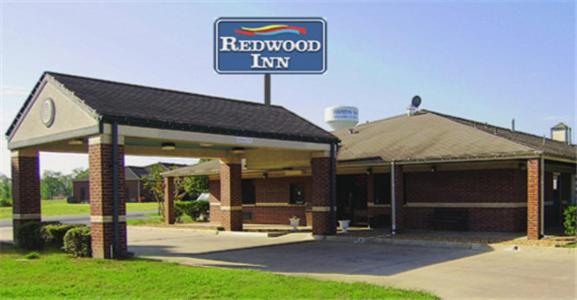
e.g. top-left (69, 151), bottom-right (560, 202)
top-left (0, 1), bottom-right (574, 176)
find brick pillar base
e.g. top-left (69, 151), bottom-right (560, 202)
top-left (91, 222), bottom-right (127, 258)
top-left (11, 149), bottom-right (41, 247)
top-left (164, 177), bottom-right (175, 224)
top-left (89, 135), bottom-right (127, 259)
top-left (527, 159), bottom-right (541, 240)
top-left (220, 160), bottom-right (242, 231)
top-left (311, 156), bottom-right (335, 236)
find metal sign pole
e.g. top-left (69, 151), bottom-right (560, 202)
top-left (264, 74), bottom-right (271, 106)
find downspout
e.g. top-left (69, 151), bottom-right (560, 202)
top-left (391, 160), bottom-right (396, 235)
top-left (111, 122), bottom-right (120, 258)
top-left (329, 142), bottom-right (337, 233)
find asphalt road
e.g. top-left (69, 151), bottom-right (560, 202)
top-left (0, 210), bottom-right (156, 228)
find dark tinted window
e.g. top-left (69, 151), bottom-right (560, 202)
top-left (373, 174), bottom-right (391, 204)
top-left (242, 180), bottom-right (256, 204)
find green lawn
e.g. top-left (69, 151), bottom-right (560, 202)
top-left (0, 200), bottom-right (158, 220)
top-left (0, 250), bottom-right (437, 300)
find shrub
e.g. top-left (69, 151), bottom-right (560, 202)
top-left (563, 205), bottom-right (576, 236)
top-left (0, 198), bottom-right (11, 207)
top-left (41, 224), bottom-right (85, 248)
top-left (63, 227), bottom-right (91, 257)
top-left (15, 222), bottom-right (43, 250)
top-left (174, 205), bottom-right (184, 222)
top-left (175, 200), bottom-right (209, 221)
top-left (24, 251), bottom-right (40, 260)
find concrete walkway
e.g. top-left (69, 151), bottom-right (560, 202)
top-left (129, 227), bottom-right (576, 300)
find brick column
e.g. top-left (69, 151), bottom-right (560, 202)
top-left (89, 135), bottom-right (127, 259)
top-left (11, 149), bottom-right (41, 247)
top-left (392, 164), bottom-right (405, 232)
top-left (219, 159), bottom-right (242, 231)
top-left (164, 177), bottom-right (175, 224)
top-left (527, 159), bottom-right (541, 240)
top-left (311, 155), bottom-right (335, 236)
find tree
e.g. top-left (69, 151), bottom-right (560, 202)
top-left (141, 165), bottom-right (166, 217)
top-left (0, 177), bottom-right (11, 203)
top-left (72, 168), bottom-right (89, 180)
top-left (41, 171), bottom-right (72, 200)
top-left (174, 175), bottom-right (208, 201)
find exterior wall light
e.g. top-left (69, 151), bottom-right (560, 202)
top-left (200, 143), bottom-right (214, 147)
top-left (231, 147), bottom-right (245, 154)
top-left (161, 142), bottom-right (176, 151)
top-left (68, 138), bottom-right (84, 145)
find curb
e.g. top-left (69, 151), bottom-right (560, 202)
top-left (321, 235), bottom-right (490, 250)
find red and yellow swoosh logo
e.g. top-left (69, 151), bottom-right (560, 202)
top-left (235, 24), bottom-right (307, 36)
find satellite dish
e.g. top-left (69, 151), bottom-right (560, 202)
top-left (411, 95), bottom-right (422, 108)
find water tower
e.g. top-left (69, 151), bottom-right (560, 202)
top-left (324, 106), bottom-right (359, 130)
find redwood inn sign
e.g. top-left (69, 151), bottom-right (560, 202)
top-left (214, 18), bottom-right (327, 74)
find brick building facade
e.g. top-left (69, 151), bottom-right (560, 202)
top-left (205, 164), bottom-right (566, 233)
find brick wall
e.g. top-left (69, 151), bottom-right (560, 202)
top-left (404, 169), bottom-right (527, 203)
top-left (207, 166), bottom-right (534, 233)
top-left (404, 168), bottom-right (528, 232)
top-left (74, 180), bottom-right (142, 203)
top-left (405, 207), bottom-right (527, 232)
top-left (209, 176), bottom-right (311, 226)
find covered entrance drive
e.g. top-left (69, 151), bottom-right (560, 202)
top-left (6, 72), bottom-right (339, 259)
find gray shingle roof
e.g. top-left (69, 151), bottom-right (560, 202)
top-left (429, 110), bottom-right (576, 161)
top-left (335, 111), bottom-right (576, 163)
top-left (164, 110), bottom-right (577, 177)
top-left (6, 72), bottom-right (338, 144)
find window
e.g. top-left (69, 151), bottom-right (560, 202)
top-left (242, 180), bottom-right (256, 204)
top-left (289, 183), bottom-right (305, 205)
top-left (373, 174), bottom-right (391, 204)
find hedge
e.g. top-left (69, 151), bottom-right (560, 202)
top-left (15, 222), bottom-right (43, 250)
top-left (175, 200), bottom-right (209, 222)
top-left (41, 223), bottom-right (86, 248)
top-left (563, 205), bottom-right (576, 236)
top-left (63, 226), bottom-right (92, 257)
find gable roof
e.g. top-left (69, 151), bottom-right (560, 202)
top-left (5, 72), bottom-right (337, 144)
top-left (335, 110), bottom-right (576, 163)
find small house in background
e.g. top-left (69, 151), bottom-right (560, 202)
top-left (72, 162), bottom-right (185, 203)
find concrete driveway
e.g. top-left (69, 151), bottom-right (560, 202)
top-left (129, 227), bottom-right (576, 300)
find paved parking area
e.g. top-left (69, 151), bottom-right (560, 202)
top-left (129, 227), bottom-right (576, 300)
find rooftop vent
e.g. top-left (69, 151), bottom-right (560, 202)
top-left (551, 122), bottom-right (572, 144)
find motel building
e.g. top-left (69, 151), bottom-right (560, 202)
top-left (6, 72), bottom-right (577, 259)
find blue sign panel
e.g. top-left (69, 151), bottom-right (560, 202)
top-left (214, 17), bottom-right (327, 74)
